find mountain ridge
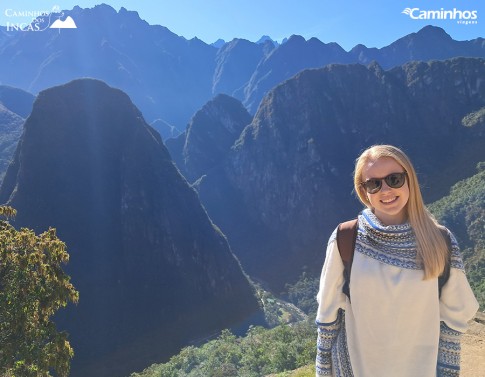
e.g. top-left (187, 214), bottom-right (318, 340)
top-left (0, 5), bottom-right (483, 128)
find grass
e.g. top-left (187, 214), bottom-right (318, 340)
top-left (267, 364), bottom-right (315, 377)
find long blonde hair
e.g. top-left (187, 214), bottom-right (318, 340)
top-left (353, 145), bottom-right (447, 279)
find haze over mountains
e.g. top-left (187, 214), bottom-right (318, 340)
top-left (0, 4), bottom-right (484, 377)
top-left (0, 4), bottom-right (483, 129)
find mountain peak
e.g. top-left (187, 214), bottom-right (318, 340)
top-left (90, 3), bottom-right (117, 16)
top-left (417, 25), bottom-right (452, 39)
top-left (212, 38), bottom-right (226, 48)
top-left (182, 94), bottom-right (252, 181)
top-left (287, 34), bottom-right (306, 44)
top-left (256, 35), bottom-right (278, 46)
top-left (394, 25), bottom-right (454, 47)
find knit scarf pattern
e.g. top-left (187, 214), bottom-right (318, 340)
top-left (356, 209), bottom-right (464, 271)
top-left (356, 209), bottom-right (423, 270)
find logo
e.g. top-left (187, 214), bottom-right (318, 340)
top-left (50, 16), bottom-right (77, 29)
top-left (4, 5), bottom-right (77, 31)
top-left (402, 7), bottom-right (478, 25)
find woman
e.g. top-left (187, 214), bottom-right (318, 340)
top-left (315, 145), bottom-right (479, 377)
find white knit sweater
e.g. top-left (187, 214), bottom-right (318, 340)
top-left (315, 209), bottom-right (479, 377)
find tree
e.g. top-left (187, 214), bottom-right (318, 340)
top-left (0, 206), bottom-right (79, 377)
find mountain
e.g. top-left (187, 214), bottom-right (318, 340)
top-left (0, 78), bottom-right (261, 377)
top-left (167, 94), bottom-right (253, 182)
top-left (0, 85), bottom-right (35, 118)
top-left (211, 39), bottom-right (226, 48)
top-left (256, 35), bottom-right (279, 46)
top-left (350, 25), bottom-right (485, 68)
top-left (241, 35), bottom-right (352, 113)
top-left (0, 5), bottom-right (483, 128)
top-left (213, 38), bottom-right (275, 97)
top-left (0, 104), bottom-right (24, 180)
top-left (0, 86), bottom-right (35, 179)
top-left (192, 57), bottom-right (485, 292)
top-left (240, 27), bottom-right (485, 114)
top-left (0, 4), bottom-right (217, 127)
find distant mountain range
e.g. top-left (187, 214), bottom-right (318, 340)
top-left (0, 79), bottom-right (262, 377)
top-left (0, 4), bottom-right (483, 128)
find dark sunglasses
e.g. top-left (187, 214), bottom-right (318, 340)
top-left (361, 172), bottom-right (407, 194)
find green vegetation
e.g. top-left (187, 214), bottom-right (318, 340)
top-left (429, 162), bottom-right (485, 308)
top-left (130, 320), bottom-right (316, 377)
top-left (254, 282), bottom-right (307, 327)
top-left (0, 206), bottom-right (79, 377)
top-left (286, 272), bottom-right (319, 316)
top-left (268, 364), bottom-right (315, 377)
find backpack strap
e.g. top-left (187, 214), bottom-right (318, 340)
top-left (438, 228), bottom-right (452, 298)
top-left (336, 219), bottom-right (358, 300)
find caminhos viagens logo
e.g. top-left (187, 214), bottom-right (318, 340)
top-left (402, 7), bottom-right (478, 25)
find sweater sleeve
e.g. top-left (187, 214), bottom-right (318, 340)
top-left (315, 230), bottom-right (347, 376)
top-left (437, 230), bottom-right (479, 376)
top-left (439, 231), bottom-right (479, 332)
top-left (316, 229), bottom-right (347, 324)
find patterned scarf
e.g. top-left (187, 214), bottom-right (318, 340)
top-left (356, 208), bottom-right (422, 270)
top-left (356, 208), bottom-right (464, 271)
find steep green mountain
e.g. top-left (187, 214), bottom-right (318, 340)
top-left (0, 79), bottom-right (261, 377)
top-left (429, 160), bottom-right (485, 308)
top-left (193, 58), bottom-right (485, 292)
top-left (166, 94), bottom-right (253, 182)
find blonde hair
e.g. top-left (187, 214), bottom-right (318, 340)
top-left (353, 145), bottom-right (447, 279)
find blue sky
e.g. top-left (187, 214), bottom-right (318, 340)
top-left (0, 0), bottom-right (483, 50)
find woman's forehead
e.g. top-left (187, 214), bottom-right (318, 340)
top-left (363, 157), bottom-right (403, 177)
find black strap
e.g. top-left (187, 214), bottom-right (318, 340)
top-left (438, 228), bottom-right (452, 297)
top-left (336, 219), bottom-right (358, 300)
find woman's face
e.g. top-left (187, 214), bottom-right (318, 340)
top-left (361, 156), bottom-right (410, 225)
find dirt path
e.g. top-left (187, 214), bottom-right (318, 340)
top-left (462, 313), bottom-right (485, 377)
